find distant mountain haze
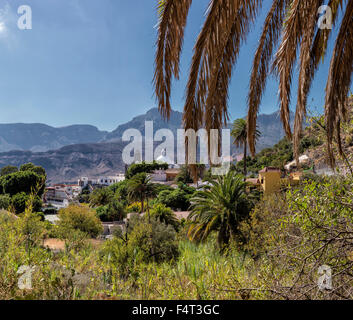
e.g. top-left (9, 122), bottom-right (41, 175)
top-left (0, 108), bottom-right (294, 183)
top-left (0, 123), bottom-right (108, 152)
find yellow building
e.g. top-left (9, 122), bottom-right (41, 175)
top-left (258, 167), bottom-right (282, 194)
top-left (247, 167), bottom-right (303, 195)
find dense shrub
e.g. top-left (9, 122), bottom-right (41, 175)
top-left (57, 205), bottom-right (103, 238)
top-left (127, 202), bottom-right (146, 213)
top-left (0, 194), bottom-right (11, 210)
top-left (126, 161), bottom-right (168, 179)
top-left (238, 177), bottom-right (353, 299)
top-left (96, 200), bottom-right (126, 222)
top-left (89, 187), bottom-right (114, 207)
top-left (0, 165), bottom-right (18, 176)
top-left (11, 192), bottom-right (42, 214)
top-left (0, 170), bottom-right (45, 197)
top-left (156, 184), bottom-right (195, 211)
top-left (150, 203), bottom-right (179, 230)
top-left (101, 216), bottom-right (179, 280)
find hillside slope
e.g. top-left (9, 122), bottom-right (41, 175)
top-left (0, 123), bottom-right (108, 152)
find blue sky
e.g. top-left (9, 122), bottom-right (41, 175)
top-left (0, 0), bottom-right (349, 131)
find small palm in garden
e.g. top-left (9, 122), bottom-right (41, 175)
top-left (188, 171), bottom-right (251, 251)
top-left (127, 173), bottom-right (155, 220)
top-left (231, 118), bottom-right (261, 177)
top-left (150, 203), bottom-right (179, 230)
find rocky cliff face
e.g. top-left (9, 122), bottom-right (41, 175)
top-left (0, 142), bottom-right (125, 184)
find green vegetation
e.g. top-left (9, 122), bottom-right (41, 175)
top-left (155, 183), bottom-right (196, 211)
top-left (57, 204), bottom-right (103, 239)
top-left (1, 172), bottom-right (353, 299)
top-left (188, 172), bottom-right (252, 250)
top-left (126, 161), bottom-right (168, 179)
top-left (127, 173), bottom-right (155, 216)
top-left (1, 113), bottom-right (352, 300)
top-left (0, 163), bottom-right (46, 214)
top-left (231, 118), bottom-right (260, 176)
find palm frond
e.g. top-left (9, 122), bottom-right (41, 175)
top-left (247, 0), bottom-right (290, 156)
top-left (325, 0), bottom-right (353, 167)
top-left (293, 0), bottom-right (323, 163)
top-left (273, 0), bottom-right (304, 141)
top-left (154, 0), bottom-right (193, 119)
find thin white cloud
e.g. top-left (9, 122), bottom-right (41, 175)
top-left (0, 2), bottom-right (20, 48)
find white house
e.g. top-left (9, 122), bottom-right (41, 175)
top-left (78, 173), bottom-right (125, 187)
top-left (285, 155), bottom-right (310, 171)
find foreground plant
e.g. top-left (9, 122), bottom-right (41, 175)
top-left (154, 0), bottom-right (353, 166)
top-left (188, 171), bottom-right (252, 250)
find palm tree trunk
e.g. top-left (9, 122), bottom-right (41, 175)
top-left (147, 198), bottom-right (150, 224)
top-left (243, 142), bottom-right (247, 178)
top-left (141, 195), bottom-right (144, 214)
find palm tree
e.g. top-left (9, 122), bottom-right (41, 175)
top-left (187, 171), bottom-right (251, 250)
top-left (154, 0), bottom-right (353, 168)
top-left (150, 203), bottom-right (179, 230)
top-left (127, 173), bottom-right (155, 221)
top-left (231, 118), bottom-right (261, 177)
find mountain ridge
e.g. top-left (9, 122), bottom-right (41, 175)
top-left (0, 108), bottom-right (294, 183)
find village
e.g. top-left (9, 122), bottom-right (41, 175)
top-left (41, 147), bottom-right (315, 238)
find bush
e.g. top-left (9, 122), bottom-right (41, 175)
top-left (96, 200), bottom-right (126, 222)
top-left (57, 205), bottom-right (103, 238)
top-left (0, 194), bottom-right (11, 210)
top-left (126, 161), bottom-right (168, 179)
top-left (101, 216), bottom-right (179, 279)
top-left (156, 188), bottom-right (192, 211)
top-left (0, 165), bottom-right (18, 176)
top-left (19, 163), bottom-right (46, 177)
top-left (0, 171), bottom-right (45, 197)
top-left (127, 202), bottom-right (146, 213)
top-left (150, 203), bottom-right (179, 231)
top-left (89, 188), bottom-right (114, 207)
top-left (175, 166), bottom-right (193, 184)
top-left (109, 180), bottom-right (129, 206)
top-left (238, 177), bottom-right (353, 299)
top-left (11, 192), bottom-right (42, 214)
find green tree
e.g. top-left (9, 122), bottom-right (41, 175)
top-left (188, 171), bottom-right (252, 250)
top-left (0, 194), bottom-right (11, 210)
top-left (127, 173), bottom-right (155, 220)
top-left (126, 161), bottom-right (168, 179)
top-left (0, 165), bottom-right (18, 176)
top-left (231, 118), bottom-right (260, 177)
top-left (0, 171), bottom-right (45, 197)
top-left (19, 163), bottom-right (46, 177)
top-left (150, 203), bottom-right (179, 230)
top-left (89, 187), bottom-right (114, 207)
top-left (57, 204), bottom-right (103, 238)
top-left (11, 192), bottom-right (42, 214)
top-left (97, 200), bottom-right (126, 222)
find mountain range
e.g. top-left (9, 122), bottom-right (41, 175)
top-left (0, 108), bottom-right (293, 183)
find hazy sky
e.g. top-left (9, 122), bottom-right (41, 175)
top-left (0, 0), bottom-right (349, 131)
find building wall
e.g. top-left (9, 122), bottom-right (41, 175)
top-left (259, 171), bottom-right (282, 194)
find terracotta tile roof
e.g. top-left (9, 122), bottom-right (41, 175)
top-left (246, 178), bottom-right (260, 185)
top-left (165, 169), bottom-right (181, 174)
